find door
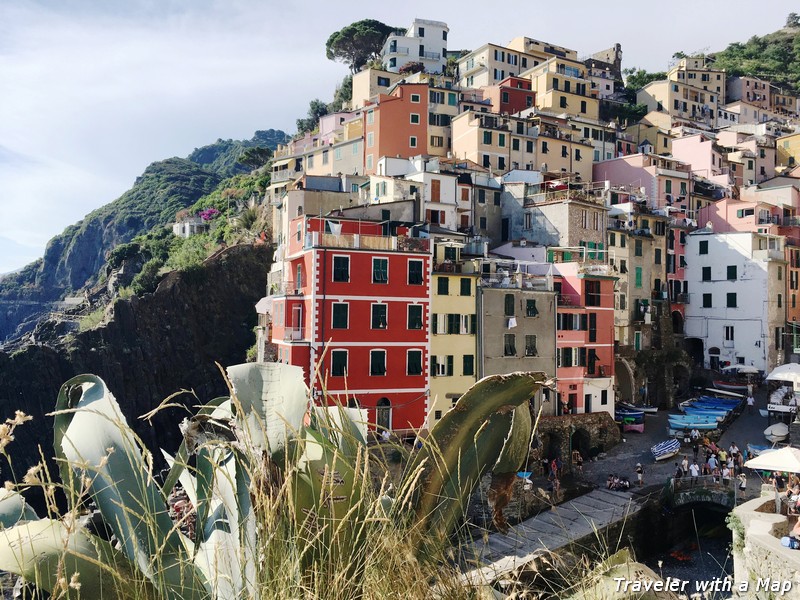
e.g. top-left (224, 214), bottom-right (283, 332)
top-left (501, 218), bottom-right (510, 241)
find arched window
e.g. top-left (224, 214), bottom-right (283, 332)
top-left (376, 397), bottom-right (391, 432)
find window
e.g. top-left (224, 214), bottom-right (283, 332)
top-left (561, 145), bottom-right (568, 158)
top-left (702, 266), bottom-right (711, 281)
top-left (407, 305), bottom-right (423, 329)
top-left (542, 141), bottom-right (548, 154)
top-left (372, 258), bottom-right (388, 283)
top-left (409, 136), bottom-right (417, 148)
top-left (333, 256), bottom-right (350, 282)
top-left (479, 216), bottom-right (487, 229)
top-left (634, 239), bottom-right (642, 257)
top-left (512, 138), bottom-right (520, 151)
top-left (580, 100), bottom-right (587, 113)
top-left (407, 350), bottom-right (423, 375)
top-left (418, 27), bottom-right (424, 36)
top-left (727, 265), bottom-right (737, 280)
top-left (620, 236), bottom-right (626, 248)
top-left (724, 326), bottom-right (734, 341)
top-left (366, 132), bottom-right (374, 148)
top-left (408, 260), bottom-right (423, 285)
top-left (655, 249), bottom-right (662, 265)
top-left (524, 335), bottom-right (537, 356)
top-left (432, 355), bottom-right (454, 376)
top-left (586, 280), bottom-right (601, 306)
top-left (560, 96), bottom-right (567, 108)
top-left (779, 266), bottom-right (783, 281)
top-left (332, 303), bottom-right (349, 328)
top-left (619, 293), bottom-right (626, 310)
top-left (778, 294), bottom-right (783, 308)
top-left (699, 240), bottom-right (708, 254)
top-left (377, 76), bottom-right (390, 87)
top-left (498, 134), bottom-right (506, 148)
top-left (483, 131), bottom-right (492, 145)
top-left (703, 293), bottom-right (712, 308)
top-left (619, 259), bottom-right (627, 273)
top-left (410, 94), bottom-right (420, 103)
top-left (463, 355), bottom-right (474, 376)
top-left (609, 232), bottom-right (615, 247)
top-left (727, 293), bottom-right (737, 308)
top-left (446, 313), bottom-right (460, 334)
top-left (460, 278), bottom-right (471, 296)
top-left (370, 350), bottom-right (386, 376)
top-left (371, 304), bottom-right (387, 329)
top-left (504, 293), bottom-right (515, 316)
top-left (410, 113), bottom-right (420, 124)
top-left (331, 350), bottom-right (348, 377)
top-left (437, 277), bottom-right (449, 295)
top-left (526, 299), bottom-right (538, 317)
top-left (504, 334), bottom-right (516, 356)
top-left (634, 267), bottom-right (642, 288)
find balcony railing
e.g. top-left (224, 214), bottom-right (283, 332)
top-left (480, 273), bottom-right (551, 291)
top-left (283, 327), bottom-right (305, 342)
top-left (305, 232), bottom-right (430, 253)
top-left (421, 51), bottom-right (441, 60)
top-left (268, 279), bottom-right (304, 296)
top-left (675, 293), bottom-right (689, 304)
top-left (272, 169), bottom-right (301, 183)
top-left (433, 262), bottom-right (462, 273)
top-left (389, 46), bottom-right (409, 55)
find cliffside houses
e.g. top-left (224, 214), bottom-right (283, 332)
top-left (255, 18), bottom-right (800, 434)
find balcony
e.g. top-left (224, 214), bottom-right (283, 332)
top-left (586, 365), bottom-right (610, 378)
top-left (421, 51), bottom-right (441, 61)
top-left (305, 231), bottom-right (430, 254)
top-left (283, 327), bottom-right (305, 342)
top-left (480, 273), bottom-right (551, 291)
top-left (433, 262), bottom-right (462, 273)
top-left (675, 293), bottom-right (689, 304)
top-left (388, 46), bottom-right (409, 55)
top-left (268, 279), bottom-right (304, 296)
top-left (272, 169), bottom-right (302, 183)
top-left (754, 249), bottom-right (784, 261)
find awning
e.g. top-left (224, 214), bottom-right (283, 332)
top-left (271, 158), bottom-right (292, 168)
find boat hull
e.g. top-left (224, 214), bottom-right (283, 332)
top-left (713, 380), bottom-right (749, 392)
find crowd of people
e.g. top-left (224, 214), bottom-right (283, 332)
top-left (671, 439), bottom-right (747, 487)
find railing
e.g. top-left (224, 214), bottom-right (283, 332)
top-left (389, 46), bottom-right (409, 55)
top-left (479, 273), bottom-right (551, 291)
top-left (268, 280), bottom-right (304, 296)
top-left (754, 249), bottom-right (784, 261)
top-left (433, 262), bottom-right (462, 273)
top-left (271, 169), bottom-right (300, 183)
top-left (670, 474), bottom-right (735, 494)
top-left (305, 232), bottom-right (430, 253)
top-left (676, 293), bottom-right (689, 304)
top-left (283, 327), bottom-right (305, 342)
top-left (421, 51), bottom-right (441, 60)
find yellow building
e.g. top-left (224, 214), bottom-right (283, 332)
top-left (777, 131), bottom-right (800, 170)
top-left (428, 240), bottom-right (480, 428)
top-left (523, 57), bottom-right (599, 121)
top-left (351, 68), bottom-right (402, 110)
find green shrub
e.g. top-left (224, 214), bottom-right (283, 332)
top-left (131, 259), bottom-right (163, 295)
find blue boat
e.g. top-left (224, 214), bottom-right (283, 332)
top-left (668, 414), bottom-right (718, 424)
top-left (667, 419), bottom-right (719, 431)
top-left (652, 438), bottom-right (681, 461)
top-left (683, 406), bottom-right (729, 420)
top-left (698, 395), bottom-right (741, 405)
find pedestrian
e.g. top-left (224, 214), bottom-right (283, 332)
top-left (683, 428), bottom-right (691, 444)
top-left (747, 394), bottom-right (755, 414)
top-left (708, 454), bottom-right (718, 471)
top-left (729, 442), bottom-right (739, 461)
top-left (690, 428), bottom-right (701, 441)
top-left (722, 465), bottom-right (731, 486)
top-left (692, 441), bottom-right (700, 463)
top-left (572, 449), bottom-right (584, 474)
top-left (681, 455), bottom-right (689, 476)
top-left (674, 462), bottom-right (683, 480)
top-left (689, 460), bottom-right (700, 486)
top-left (738, 472), bottom-right (747, 494)
top-left (635, 462), bottom-right (644, 486)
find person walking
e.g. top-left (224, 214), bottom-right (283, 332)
top-left (689, 460), bottom-right (700, 486)
top-left (692, 441), bottom-right (700, 463)
top-left (635, 462), bottom-right (644, 486)
top-left (747, 394), bottom-right (755, 414)
top-left (681, 455), bottom-right (689, 476)
top-left (738, 472), bottom-right (747, 494)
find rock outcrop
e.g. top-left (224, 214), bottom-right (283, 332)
top-left (0, 243), bottom-right (272, 479)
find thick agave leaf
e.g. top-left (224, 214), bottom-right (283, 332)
top-left (494, 403), bottom-right (533, 475)
top-left (402, 372), bottom-right (549, 550)
top-left (0, 488), bottom-right (39, 529)
top-left (226, 363), bottom-right (309, 459)
top-left (292, 425), bottom-right (369, 581)
top-left (192, 401), bottom-right (258, 599)
top-left (0, 518), bottom-right (157, 599)
top-left (53, 375), bottom-right (209, 600)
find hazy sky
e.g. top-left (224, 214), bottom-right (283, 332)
top-left (0, 0), bottom-right (791, 274)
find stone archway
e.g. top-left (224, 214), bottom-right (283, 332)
top-left (540, 430), bottom-right (562, 463)
top-left (684, 337), bottom-right (704, 367)
top-left (673, 364), bottom-right (692, 398)
top-left (672, 311), bottom-right (684, 334)
top-left (571, 427), bottom-right (591, 461)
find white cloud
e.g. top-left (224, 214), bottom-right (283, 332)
top-left (0, 0), bottom-right (792, 274)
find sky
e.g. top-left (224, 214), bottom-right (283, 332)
top-left (0, 0), bottom-right (792, 274)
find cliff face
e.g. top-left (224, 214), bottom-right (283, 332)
top-left (0, 243), bottom-right (272, 477)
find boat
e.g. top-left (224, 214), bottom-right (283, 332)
top-left (651, 439), bottom-right (681, 461)
top-left (667, 414), bottom-right (718, 425)
top-left (759, 409), bottom-right (769, 418)
top-left (617, 401), bottom-right (658, 415)
top-left (623, 422), bottom-right (645, 433)
top-left (704, 387), bottom-right (745, 398)
top-left (747, 443), bottom-right (778, 457)
top-left (667, 418), bottom-right (719, 431)
top-left (764, 422), bottom-right (790, 443)
top-left (698, 395), bottom-right (741, 406)
top-left (615, 407), bottom-right (644, 419)
top-left (713, 380), bottom-right (750, 392)
top-left (682, 406), bottom-right (728, 420)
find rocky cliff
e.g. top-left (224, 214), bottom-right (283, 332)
top-left (0, 243), bottom-right (272, 479)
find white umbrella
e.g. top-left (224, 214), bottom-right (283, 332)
top-left (766, 363), bottom-right (800, 385)
top-left (736, 366), bottom-right (760, 375)
top-left (745, 446), bottom-right (800, 473)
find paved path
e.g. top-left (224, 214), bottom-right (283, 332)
top-left (462, 488), bottom-right (642, 585)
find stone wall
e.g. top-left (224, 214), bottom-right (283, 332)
top-left (731, 496), bottom-right (800, 598)
top-left (535, 411), bottom-right (621, 474)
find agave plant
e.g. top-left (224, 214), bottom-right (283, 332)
top-left (0, 364), bottom-right (550, 598)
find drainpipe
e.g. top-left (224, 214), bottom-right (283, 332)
top-left (477, 283), bottom-right (484, 379)
top-left (318, 248), bottom-right (328, 400)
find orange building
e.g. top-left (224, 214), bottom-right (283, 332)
top-left (363, 83), bottom-right (429, 174)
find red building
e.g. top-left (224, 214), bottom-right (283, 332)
top-left (269, 215), bottom-right (432, 432)
top-left (553, 263), bottom-right (616, 415)
top-left (483, 76), bottom-right (536, 115)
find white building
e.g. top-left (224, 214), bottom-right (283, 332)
top-left (684, 229), bottom-right (786, 373)
top-left (381, 19), bottom-right (449, 74)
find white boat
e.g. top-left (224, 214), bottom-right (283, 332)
top-left (651, 439), bottom-right (681, 461)
top-left (759, 409), bottom-right (769, 418)
top-left (764, 422), bottom-right (790, 444)
top-left (747, 443), bottom-right (779, 457)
